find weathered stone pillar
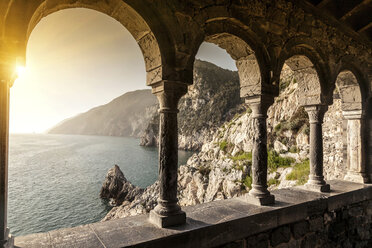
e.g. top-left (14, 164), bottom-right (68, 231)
top-left (0, 76), bottom-right (13, 248)
top-left (304, 105), bottom-right (330, 192)
top-left (149, 81), bottom-right (187, 228)
top-left (245, 95), bottom-right (275, 205)
top-left (343, 110), bottom-right (368, 183)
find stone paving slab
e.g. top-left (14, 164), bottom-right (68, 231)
top-left (14, 180), bottom-right (372, 248)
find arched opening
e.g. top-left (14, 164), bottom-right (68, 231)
top-left (334, 70), bottom-right (367, 183)
top-left (173, 31), bottom-right (268, 206)
top-left (3, 0), bottom-right (165, 86)
top-left (7, 7), bottom-right (170, 237)
top-left (272, 54), bottom-right (327, 191)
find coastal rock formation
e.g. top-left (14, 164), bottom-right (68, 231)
top-left (100, 165), bottom-right (143, 205)
top-left (140, 60), bottom-right (242, 150)
top-left (102, 64), bottom-right (346, 221)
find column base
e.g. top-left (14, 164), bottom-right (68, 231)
top-left (245, 193), bottom-right (275, 206)
top-left (0, 228), bottom-right (14, 248)
top-left (149, 210), bottom-right (186, 228)
top-left (304, 182), bottom-right (330, 192)
top-left (344, 172), bottom-right (369, 184)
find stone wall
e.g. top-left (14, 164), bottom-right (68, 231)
top-left (14, 181), bottom-right (372, 248)
top-left (323, 97), bottom-right (345, 180)
top-left (221, 199), bottom-right (372, 248)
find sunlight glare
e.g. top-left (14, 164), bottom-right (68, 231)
top-left (16, 65), bottom-right (27, 78)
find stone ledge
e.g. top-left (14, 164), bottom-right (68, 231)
top-left (14, 180), bottom-right (372, 248)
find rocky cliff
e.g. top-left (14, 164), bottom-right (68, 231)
top-left (102, 63), bottom-right (346, 221)
top-left (48, 60), bottom-right (241, 149)
top-left (140, 60), bottom-right (242, 150)
top-left (48, 90), bottom-right (158, 137)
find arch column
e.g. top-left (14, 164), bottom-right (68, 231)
top-left (245, 95), bottom-right (275, 206)
top-left (304, 105), bottom-right (330, 192)
top-left (0, 75), bottom-right (13, 247)
top-left (149, 80), bottom-right (187, 228)
top-left (343, 110), bottom-right (369, 183)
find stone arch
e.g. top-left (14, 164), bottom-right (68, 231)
top-left (277, 39), bottom-right (330, 106)
top-left (190, 19), bottom-right (273, 98)
top-left (2, 0), bottom-right (171, 86)
top-left (335, 71), bottom-right (362, 112)
top-left (333, 58), bottom-right (370, 183)
top-left (334, 56), bottom-right (370, 106)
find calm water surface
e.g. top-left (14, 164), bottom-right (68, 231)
top-left (8, 134), bottom-right (193, 236)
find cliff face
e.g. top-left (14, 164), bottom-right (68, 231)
top-left (48, 60), bottom-right (241, 148)
top-left (102, 64), bottom-right (346, 221)
top-left (48, 90), bottom-right (158, 137)
top-left (140, 60), bottom-right (243, 150)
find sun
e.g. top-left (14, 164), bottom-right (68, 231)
top-left (16, 65), bottom-right (27, 78)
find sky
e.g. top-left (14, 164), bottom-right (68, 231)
top-left (10, 8), bottom-right (236, 134)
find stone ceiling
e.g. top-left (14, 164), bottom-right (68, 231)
top-left (306, 0), bottom-right (372, 42)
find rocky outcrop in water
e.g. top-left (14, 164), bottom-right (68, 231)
top-left (100, 165), bottom-right (143, 205)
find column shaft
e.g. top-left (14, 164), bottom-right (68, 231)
top-left (245, 95), bottom-right (274, 206)
top-left (304, 105), bottom-right (330, 192)
top-left (149, 81), bottom-right (187, 228)
top-left (156, 110), bottom-right (181, 215)
top-left (0, 79), bottom-right (11, 247)
top-left (250, 117), bottom-right (269, 197)
top-left (309, 121), bottom-right (324, 182)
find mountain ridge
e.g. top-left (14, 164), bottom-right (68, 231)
top-left (48, 89), bottom-right (158, 137)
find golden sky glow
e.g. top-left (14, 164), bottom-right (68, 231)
top-left (10, 8), bottom-right (236, 134)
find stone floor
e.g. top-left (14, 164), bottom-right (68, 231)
top-left (14, 180), bottom-right (372, 248)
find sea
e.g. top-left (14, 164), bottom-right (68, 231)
top-left (7, 134), bottom-right (193, 237)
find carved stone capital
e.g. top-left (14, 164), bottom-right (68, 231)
top-left (304, 105), bottom-right (328, 124)
top-left (245, 95), bottom-right (274, 119)
top-left (152, 81), bottom-right (188, 113)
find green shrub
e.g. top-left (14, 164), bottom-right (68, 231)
top-left (279, 79), bottom-right (291, 92)
top-left (233, 164), bottom-right (244, 171)
top-left (274, 123), bottom-right (281, 132)
top-left (198, 165), bottom-right (211, 177)
top-left (230, 151), bottom-right (252, 162)
top-left (302, 124), bottom-right (310, 136)
top-left (289, 145), bottom-right (298, 153)
top-left (246, 107), bottom-right (252, 114)
top-left (286, 159), bottom-right (310, 185)
top-left (268, 150), bottom-right (295, 172)
top-left (219, 140), bottom-right (228, 152)
top-left (274, 107), bottom-right (309, 137)
top-left (268, 178), bottom-right (280, 187)
top-left (243, 175), bottom-right (252, 189)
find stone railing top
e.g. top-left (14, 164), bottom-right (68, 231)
top-left (14, 180), bottom-right (372, 248)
